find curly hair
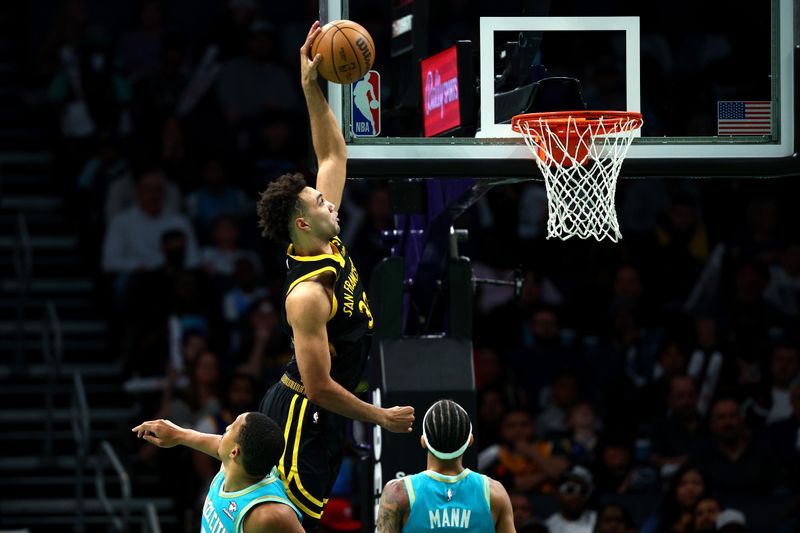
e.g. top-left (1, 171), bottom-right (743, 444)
top-left (256, 173), bottom-right (307, 243)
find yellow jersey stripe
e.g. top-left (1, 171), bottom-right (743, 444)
top-left (286, 266), bottom-right (337, 296)
top-left (286, 242), bottom-right (346, 268)
top-left (280, 394), bottom-right (299, 477)
top-left (285, 486), bottom-right (323, 519)
top-left (289, 398), bottom-right (325, 508)
top-left (403, 476), bottom-right (416, 507)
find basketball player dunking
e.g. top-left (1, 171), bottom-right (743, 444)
top-left (376, 400), bottom-right (516, 532)
top-left (255, 21), bottom-right (415, 531)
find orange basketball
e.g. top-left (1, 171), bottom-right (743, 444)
top-left (311, 20), bottom-right (375, 84)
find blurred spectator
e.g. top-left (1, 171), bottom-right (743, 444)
top-left (234, 298), bottom-right (289, 382)
top-left (763, 241), bottom-right (800, 316)
top-left (639, 341), bottom-right (689, 424)
top-left (222, 258), bottom-right (269, 325)
top-left (117, 0), bottom-right (165, 82)
top-left (186, 158), bottom-right (250, 239)
top-left (692, 398), bottom-right (778, 496)
top-left (692, 498), bottom-right (721, 533)
top-left (609, 265), bottom-right (654, 326)
top-left (216, 20), bottom-right (299, 128)
top-left (593, 435), bottom-right (657, 496)
top-left (124, 229), bottom-right (217, 375)
top-left (38, 0), bottom-right (89, 80)
top-left (47, 34), bottom-right (133, 143)
top-left (102, 168), bottom-right (197, 273)
top-left (510, 491), bottom-right (535, 531)
top-left (477, 387), bottom-right (511, 451)
top-left (479, 409), bottom-right (568, 493)
top-left (201, 216), bottom-right (263, 278)
top-left (214, 0), bottom-right (259, 60)
top-left (765, 383), bottom-right (800, 490)
top-left (594, 504), bottom-right (637, 533)
top-left (512, 307), bottom-right (581, 407)
top-left (545, 465), bottom-right (597, 533)
top-left (647, 191), bottom-right (709, 306)
top-left (193, 371), bottom-right (261, 483)
top-left (159, 350), bottom-right (222, 428)
top-left (537, 370), bottom-right (582, 439)
top-left (725, 260), bottom-right (785, 361)
top-left (687, 317), bottom-right (736, 416)
top-left (649, 376), bottom-right (706, 470)
top-left (744, 343), bottom-right (800, 426)
top-left (349, 185), bottom-right (394, 286)
top-left (640, 463), bottom-right (709, 533)
top-left (159, 116), bottom-right (194, 189)
top-left (715, 509), bottom-right (748, 533)
top-left (479, 268), bottom-right (564, 353)
top-left (133, 35), bottom-right (192, 136)
top-left (553, 402), bottom-right (600, 468)
top-left (104, 161), bottom-right (182, 221)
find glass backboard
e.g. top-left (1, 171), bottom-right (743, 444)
top-left (320, 0), bottom-right (797, 178)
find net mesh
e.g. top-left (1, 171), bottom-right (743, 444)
top-left (513, 112), bottom-right (642, 242)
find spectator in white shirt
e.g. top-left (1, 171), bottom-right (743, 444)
top-left (102, 168), bottom-right (199, 274)
top-left (546, 466), bottom-right (597, 533)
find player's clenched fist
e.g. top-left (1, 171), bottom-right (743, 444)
top-left (381, 406), bottom-right (415, 433)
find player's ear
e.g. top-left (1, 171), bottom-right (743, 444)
top-left (230, 444), bottom-right (240, 460)
top-left (468, 434), bottom-right (474, 448)
top-left (420, 435), bottom-right (427, 450)
top-left (294, 215), bottom-right (310, 233)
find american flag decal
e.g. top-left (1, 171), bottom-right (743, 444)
top-left (717, 101), bottom-right (772, 135)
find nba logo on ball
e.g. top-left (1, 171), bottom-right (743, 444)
top-left (351, 70), bottom-right (380, 137)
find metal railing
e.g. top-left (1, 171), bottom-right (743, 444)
top-left (71, 371), bottom-right (90, 533)
top-left (12, 211), bottom-right (32, 373)
top-left (42, 300), bottom-right (63, 463)
top-left (94, 440), bottom-right (131, 532)
top-left (143, 502), bottom-right (162, 533)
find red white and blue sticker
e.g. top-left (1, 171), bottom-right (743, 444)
top-left (351, 70), bottom-right (380, 137)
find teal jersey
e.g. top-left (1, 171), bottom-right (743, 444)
top-left (401, 469), bottom-right (494, 532)
top-left (201, 467), bottom-right (302, 533)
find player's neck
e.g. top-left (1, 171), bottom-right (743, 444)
top-left (291, 234), bottom-right (333, 257)
top-left (427, 455), bottom-right (465, 477)
top-left (222, 462), bottom-right (263, 493)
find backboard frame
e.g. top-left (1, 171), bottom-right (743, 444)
top-left (322, 0), bottom-right (798, 179)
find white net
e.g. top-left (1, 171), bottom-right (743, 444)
top-left (514, 112), bottom-right (642, 242)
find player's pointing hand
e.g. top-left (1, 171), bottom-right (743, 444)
top-left (131, 418), bottom-right (183, 448)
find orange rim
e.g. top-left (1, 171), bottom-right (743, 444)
top-left (512, 110), bottom-right (643, 137)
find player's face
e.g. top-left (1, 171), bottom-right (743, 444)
top-left (218, 413), bottom-right (247, 460)
top-left (298, 187), bottom-right (339, 239)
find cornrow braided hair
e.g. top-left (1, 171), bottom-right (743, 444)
top-left (256, 173), bottom-right (307, 243)
top-left (423, 399), bottom-right (472, 459)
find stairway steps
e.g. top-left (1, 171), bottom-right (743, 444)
top-left (0, 194), bottom-right (62, 211)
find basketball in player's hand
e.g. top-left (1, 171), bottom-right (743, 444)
top-left (311, 20), bottom-right (375, 84)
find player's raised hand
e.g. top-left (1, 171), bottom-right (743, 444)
top-left (300, 20), bottom-right (323, 85)
top-left (381, 406), bottom-right (415, 433)
top-left (131, 419), bottom-right (184, 448)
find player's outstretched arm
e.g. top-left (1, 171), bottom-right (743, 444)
top-left (132, 419), bottom-right (221, 460)
top-left (242, 502), bottom-right (304, 533)
top-left (300, 20), bottom-right (347, 210)
top-left (376, 479), bottom-right (409, 533)
top-left (489, 478), bottom-right (517, 533)
top-left (287, 281), bottom-right (415, 433)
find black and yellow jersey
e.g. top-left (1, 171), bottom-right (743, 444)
top-left (280, 235), bottom-right (374, 393)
